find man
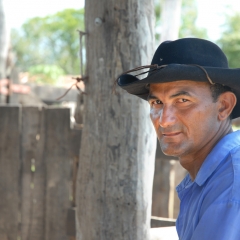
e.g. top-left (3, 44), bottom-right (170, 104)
top-left (117, 38), bottom-right (240, 239)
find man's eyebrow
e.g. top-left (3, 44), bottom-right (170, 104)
top-left (147, 94), bottom-right (158, 101)
top-left (170, 91), bottom-right (192, 98)
top-left (147, 91), bottom-right (192, 101)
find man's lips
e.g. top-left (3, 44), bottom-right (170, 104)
top-left (162, 132), bottom-right (181, 137)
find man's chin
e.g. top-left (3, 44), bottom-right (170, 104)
top-left (159, 142), bottom-right (183, 157)
top-left (161, 149), bottom-right (179, 157)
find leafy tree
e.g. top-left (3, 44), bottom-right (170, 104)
top-left (28, 64), bottom-right (65, 85)
top-left (11, 8), bottom-right (84, 83)
top-left (218, 13), bottom-right (240, 68)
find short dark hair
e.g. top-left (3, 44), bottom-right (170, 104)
top-left (210, 83), bottom-right (233, 119)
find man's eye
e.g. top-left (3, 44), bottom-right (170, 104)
top-left (153, 100), bottom-right (162, 105)
top-left (179, 98), bottom-right (188, 103)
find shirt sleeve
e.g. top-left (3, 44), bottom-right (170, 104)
top-left (191, 201), bottom-right (240, 240)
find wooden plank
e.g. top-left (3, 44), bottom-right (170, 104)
top-left (151, 217), bottom-right (176, 228)
top-left (173, 162), bottom-right (187, 219)
top-left (44, 108), bottom-right (71, 240)
top-left (21, 107), bottom-right (46, 240)
top-left (0, 106), bottom-right (20, 240)
top-left (69, 129), bottom-right (81, 209)
top-left (68, 129), bottom-right (81, 159)
top-left (152, 144), bottom-right (178, 218)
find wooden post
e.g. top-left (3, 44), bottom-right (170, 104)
top-left (76, 0), bottom-right (156, 239)
top-left (44, 108), bottom-right (72, 240)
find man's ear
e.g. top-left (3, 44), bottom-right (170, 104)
top-left (218, 92), bottom-right (237, 121)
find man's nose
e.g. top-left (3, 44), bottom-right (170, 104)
top-left (159, 105), bottom-right (177, 128)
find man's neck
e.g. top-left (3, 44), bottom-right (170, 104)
top-left (179, 124), bottom-right (233, 181)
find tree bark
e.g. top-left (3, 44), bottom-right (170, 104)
top-left (160, 0), bottom-right (182, 42)
top-left (76, 0), bottom-right (156, 240)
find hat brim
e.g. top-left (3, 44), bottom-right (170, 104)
top-left (118, 64), bottom-right (240, 119)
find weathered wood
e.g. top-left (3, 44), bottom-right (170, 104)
top-left (152, 146), bottom-right (186, 218)
top-left (69, 129), bottom-right (81, 159)
top-left (21, 107), bottom-right (46, 240)
top-left (151, 216), bottom-right (176, 228)
top-left (173, 161), bottom-right (187, 218)
top-left (152, 157), bottom-right (171, 218)
top-left (0, 106), bottom-right (78, 239)
top-left (44, 108), bottom-right (72, 240)
top-left (66, 208), bottom-right (76, 237)
top-left (76, 1), bottom-right (156, 240)
top-left (0, 106), bottom-right (20, 240)
top-left (69, 129), bottom-right (81, 208)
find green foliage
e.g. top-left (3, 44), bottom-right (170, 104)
top-left (11, 8), bottom-right (84, 84)
top-left (28, 64), bottom-right (65, 85)
top-left (218, 13), bottom-right (240, 68)
top-left (12, 3), bottom-right (207, 85)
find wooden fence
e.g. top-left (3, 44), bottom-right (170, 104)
top-left (0, 105), bottom-right (182, 240)
top-left (0, 106), bottom-right (81, 240)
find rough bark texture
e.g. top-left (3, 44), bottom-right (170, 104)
top-left (76, 1), bottom-right (156, 240)
top-left (160, 0), bottom-right (182, 42)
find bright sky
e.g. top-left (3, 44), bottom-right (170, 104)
top-left (196, 0), bottom-right (240, 40)
top-left (4, 0), bottom-right (240, 41)
top-left (4, 0), bottom-right (84, 28)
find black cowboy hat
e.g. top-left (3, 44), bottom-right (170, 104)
top-left (117, 38), bottom-right (240, 119)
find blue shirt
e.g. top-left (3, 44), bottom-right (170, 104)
top-left (176, 130), bottom-right (240, 240)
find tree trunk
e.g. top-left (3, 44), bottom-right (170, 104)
top-left (160, 0), bottom-right (182, 42)
top-left (76, 0), bottom-right (156, 240)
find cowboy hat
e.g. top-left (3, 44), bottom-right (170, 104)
top-left (117, 38), bottom-right (240, 119)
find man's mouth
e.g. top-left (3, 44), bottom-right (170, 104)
top-left (162, 132), bottom-right (181, 137)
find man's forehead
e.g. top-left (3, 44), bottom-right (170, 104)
top-left (148, 80), bottom-right (211, 97)
top-left (149, 80), bottom-right (209, 90)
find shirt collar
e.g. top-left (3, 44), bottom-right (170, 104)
top-left (177, 130), bottom-right (240, 192)
top-left (195, 130), bottom-right (240, 186)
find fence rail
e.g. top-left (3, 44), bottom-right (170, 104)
top-left (0, 106), bottom-right (81, 240)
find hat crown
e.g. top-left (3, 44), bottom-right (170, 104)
top-left (151, 38), bottom-right (228, 69)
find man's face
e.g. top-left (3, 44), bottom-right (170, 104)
top-left (148, 80), bottom-right (221, 160)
